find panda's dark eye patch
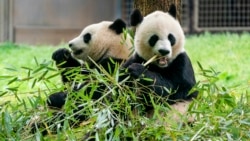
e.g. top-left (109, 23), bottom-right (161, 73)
top-left (168, 33), bottom-right (176, 46)
top-left (148, 34), bottom-right (159, 47)
top-left (83, 33), bottom-right (91, 44)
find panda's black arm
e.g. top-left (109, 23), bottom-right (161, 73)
top-left (125, 53), bottom-right (197, 98)
top-left (52, 48), bottom-right (85, 84)
top-left (122, 53), bottom-right (145, 68)
top-left (121, 54), bottom-right (172, 88)
top-left (119, 54), bottom-right (144, 81)
top-left (98, 57), bottom-right (126, 73)
top-left (139, 53), bottom-right (198, 99)
top-left (137, 69), bottom-right (175, 97)
top-left (52, 48), bottom-right (81, 69)
top-left (122, 54), bottom-right (172, 88)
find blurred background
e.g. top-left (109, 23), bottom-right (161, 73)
top-left (0, 0), bottom-right (249, 45)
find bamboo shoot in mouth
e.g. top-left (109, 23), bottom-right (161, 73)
top-left (143, 55), bottom-right (158, 66)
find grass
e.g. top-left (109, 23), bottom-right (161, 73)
top-left (0, 33), bottom-right (249, 140)
top-left (0, 43), bottom-right (60, 104)
top-left (186, 33), bottom-right (250, 87)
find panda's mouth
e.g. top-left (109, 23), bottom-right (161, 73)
top-left (157, 56), bottom-right (169, 66)
top-left (72, 49), bottom-right (83, 55)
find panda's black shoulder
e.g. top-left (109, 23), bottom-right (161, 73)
top-left (167, 52), bottom-right (194, 72)
top-left (167, 52), bottom-right (196, 91)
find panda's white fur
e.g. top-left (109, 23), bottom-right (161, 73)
top-left (68, 21), bottom-right (132, 65)
top-left (134, 11), bottom-right (185, 68)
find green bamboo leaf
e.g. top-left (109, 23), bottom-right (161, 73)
top-left (22, 99), bottom-right (28, 111)
top-left (28, 97), bottom-right (35, 108)
top-left (6, 87), bottom-right (19, 92)
top-left (197, 61), bottom-right (203, 70)
top-left (142, 77), bottom-right (153, 82)
top-left (34, 56), bottom-right (39, 66)
top-left (32, 79), bottom-right (37, 88)
top-left (0, 75), bottom-right (14, 79)
top-left (239, 120), bottom-right (250, 126)
top-left (0, 91), bottom-right (8, 97)
top-left (38, 70), bottom-right (49, 81)
top-left (46, 66), bottom-right (57, 71)
top-left (27, 69), bottom-right (31, 77)
top-left (20, 77), bottom-right (33, 81)
top-left (45, 72), bottom-right (61, 80)
top-left (21, 66), bottom-right (33, 71)
top-left (7, 77), bottom-right (18, 85)
top-left (5, 67), bottom-right (17, 72)
top-left (32, 66), bottom-right (46, 74)
top-left (3, 111), bottom-right (13, 134)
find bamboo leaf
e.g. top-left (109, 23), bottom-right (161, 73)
top-left (46, 66), bottom-right (57, 71)
top-left (0, 91), bottom-right (8, 97)
top-left (5, 67), bottom-right (17, 72)
top-left (0, 75), bottom-right (14, 79)
top-left (32, 66), bottom-right (46, 74)
top-left (45, 72), bottom-right (61, 80)
top-left (32, 79), bottom-right (37, 88)
top-left (38, 70), bottom-right (49, 81)
top-left (21, 66), bottom-right (33, 71)
top-left (7, 77), bottom-right (18, 85)
top-left (6, 87), bottom-right (19, 92)
top-left (34, 56), bottom-right (39, 66)
top-left (20, 77), bottom-right (33, 81)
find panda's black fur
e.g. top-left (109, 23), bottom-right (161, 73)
top-left (122, 4), bottom-right (197, 109)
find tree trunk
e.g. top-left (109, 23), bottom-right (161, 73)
top-left (134, 0), bottom-right (182, 22)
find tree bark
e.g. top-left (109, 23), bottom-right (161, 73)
top-left (134, 0), bottom-right (182, 22)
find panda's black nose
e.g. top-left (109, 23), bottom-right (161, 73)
top-left (159, 49), bottom-right (170, 56)
top-left (69, 43), bottom-right (73, 48)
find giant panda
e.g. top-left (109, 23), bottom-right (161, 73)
top-left (48, 19), bottom-right (132, 109)
top-left (122, 4), bottom-right (198, 122)
top-left (31, 19), bottom-right (133, 135)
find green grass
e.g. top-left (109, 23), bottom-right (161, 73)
top-left (0, 43), bottom-right (60, 104)
top-left (0, 33), bottom-right (249, 140)
top-left (186, 33), bottom-right (250, 86)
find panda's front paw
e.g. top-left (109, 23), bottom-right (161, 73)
top-left (47, 91), bottom-right (67, 109)
top-left (52, 48), bottom-right (71, 64)
top-left (128, 63), bottom-right (145, 78)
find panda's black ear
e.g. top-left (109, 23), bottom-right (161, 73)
top-left (130, 9), bottom-right (143, 26)
top-left (168, 4), bottom-right (177, 18)
top-left (109, 19), bottom-right (126, 34)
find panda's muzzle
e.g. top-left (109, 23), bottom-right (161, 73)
top-left (157, 56), bottom-right (169, 66)
top-left (158, 49), bottom-right (170, 56)
top-left (72, 49), bottom-right (83, 55)
top-left (68, 43), bottom-right (83, 55)
top-left (156, 49), bottom-right (170, 66)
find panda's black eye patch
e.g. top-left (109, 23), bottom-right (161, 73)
top-left (168, 33), bottom-right (176, 46)
top-left (148, 34), bottom-right (159, 47)
top-left (83, 33), bottom-right (91, 44)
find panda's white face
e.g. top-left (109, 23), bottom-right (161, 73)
top-left (68, 24), bottom-right (97, 61)
top-left (134, 11), bottom-right (185, 68)
top-left (68, 21), bottom-right (131, 64)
